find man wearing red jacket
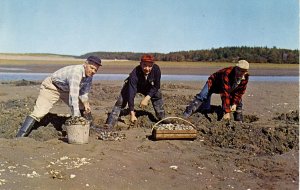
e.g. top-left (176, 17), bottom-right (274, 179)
top-left (183, 60), bottom-right (250, 122)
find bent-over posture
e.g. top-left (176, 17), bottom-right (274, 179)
top-left (105, 54), bottom-right (165, 130)
top-left (16, 55), bottom-right (102, 137)
top-left (183, 60), bottom-right (250, 122)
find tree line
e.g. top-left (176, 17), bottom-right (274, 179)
top-left (79, 46), bottom-right (299, 64)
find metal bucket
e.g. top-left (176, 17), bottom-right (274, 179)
top-left (66, 124), bottom-right (90, 144)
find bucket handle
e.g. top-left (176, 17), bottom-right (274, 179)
top-left (152, 116), bottom-right (196, 132)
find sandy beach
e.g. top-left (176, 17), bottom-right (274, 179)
top-left (0, 59), bottom-right (298, 189)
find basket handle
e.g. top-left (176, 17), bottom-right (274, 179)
top-left (152, 116), bottom-right (196, 131)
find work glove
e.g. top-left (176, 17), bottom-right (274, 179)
top-left (222, 113), bottom-right (231, 120)
top-left (130, 111), bottom-right (137, 123)
top-left (140, 95), bottom-right (151, 108)
top-left (230, 104), bottom-right (237, 112)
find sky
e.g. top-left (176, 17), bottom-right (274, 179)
top-left (0, 0), bottom-right (298, 56)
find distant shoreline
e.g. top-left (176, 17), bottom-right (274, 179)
top-left (0, 64), bottom-right (298, 76)
top-left (0, 55), bottom-right (298, 76)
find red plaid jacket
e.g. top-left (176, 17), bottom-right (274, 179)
top-left (207, 66), bottom-right (249, 113)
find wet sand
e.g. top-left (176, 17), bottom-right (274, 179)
top-left (0, 57), bottom-right (299, 189)
top-left (0, 77), bottom-right (298, 189)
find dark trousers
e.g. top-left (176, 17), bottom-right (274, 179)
top-left (196, 82), bottom-right (243, 112)
top-left (106, 83), bottom-right (165, 127)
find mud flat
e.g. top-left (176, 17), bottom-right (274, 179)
top-left (0, 79), bottom-right (298, 189)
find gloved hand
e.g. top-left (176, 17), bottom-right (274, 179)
top-left (222, 113), bottom-right (231, 120)
top-left (140, 95), bottom-right (151, 108)
top-left (130, 111), bottom-right (137, 123)
top-left (230, 104), bottom-right (237, 112)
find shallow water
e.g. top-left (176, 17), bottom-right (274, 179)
top-left (0, 67), bottom-right (28, 71)
top-left (0, 72), bottom-right (298, 82)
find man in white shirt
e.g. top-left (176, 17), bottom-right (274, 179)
top-left (16, 55), bottom-right (101, 137)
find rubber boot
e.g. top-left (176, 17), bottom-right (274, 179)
top-left (16, 116), bottom-right (36, 137)
top-left (153, 104), bottom-right (166, 123)
top-left (156, 111), bottom-right (165, 121)
top-left (183, 98), bottom-right (202, 118)
top-left (234, 101), bottom-right (243, 122)
top-left (104, 106), bottom-right (121, 130)
top-left (152, 98), bottom-right (165, 121)
top-left (234, 110), bottom-right (243, 122)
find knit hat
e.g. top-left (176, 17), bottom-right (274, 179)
top-left (87, 55), bottom-right (102, 66)
top-left (141, 54), bottom-right (154, 63)
top-left (236, 60), bottom-right (249, 70)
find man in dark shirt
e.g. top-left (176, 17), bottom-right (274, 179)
top-left (183, 60), bottom-right (250, 122)
top-left (104, 54), bottom-right (165, 129)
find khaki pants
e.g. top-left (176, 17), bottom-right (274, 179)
top-left (30, 77), bottom-right (84, 121)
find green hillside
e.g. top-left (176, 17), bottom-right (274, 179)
top-left (79, 46), bottom-right (299, 64)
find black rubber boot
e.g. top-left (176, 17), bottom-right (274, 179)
top-left (152, 99), bottom-right (165, 121)
top-left (16, 116), bottom-right (36, 137)
top-left (183, 98), bottom-right (202, 118)
top-left (150, 90), bottom-right (166, 121)
top-left (234, 101), bottom-right (243, 122)
top-left (104, 106), bottom-right (121, 130)
top-left (234, 111), bottom-right (243, 122)
top-left (156, 111), bottom-right (165, 121)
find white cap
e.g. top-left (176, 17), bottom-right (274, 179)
top-left (236, 60), bottom-right (249, 70)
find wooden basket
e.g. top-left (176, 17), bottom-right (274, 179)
top-left (151, 117), bottom-right (197, 140)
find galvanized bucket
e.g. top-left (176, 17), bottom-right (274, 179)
top-left (66, 124), bottom-right (90, 144)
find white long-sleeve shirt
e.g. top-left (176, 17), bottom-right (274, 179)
top-left (51, 65), bottom-right (93, 116)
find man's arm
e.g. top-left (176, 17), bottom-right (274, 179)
top-left (233, 76), bottom-right (249, 105)
top-left (79, 78), bottom-right (92, 112)
top-left (127, 71), bottom-right (138, 112)
top-left (220, 71), bottom-right (231, 113)
top-left (68, 74), bottom-right (83, 117)
top-left (128, 74), bottom-right (138, 123)
top-left (147, 65), bottom-right (161, 97)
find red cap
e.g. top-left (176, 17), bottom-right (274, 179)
top-left (140, 54), bottom-right (154, 63)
